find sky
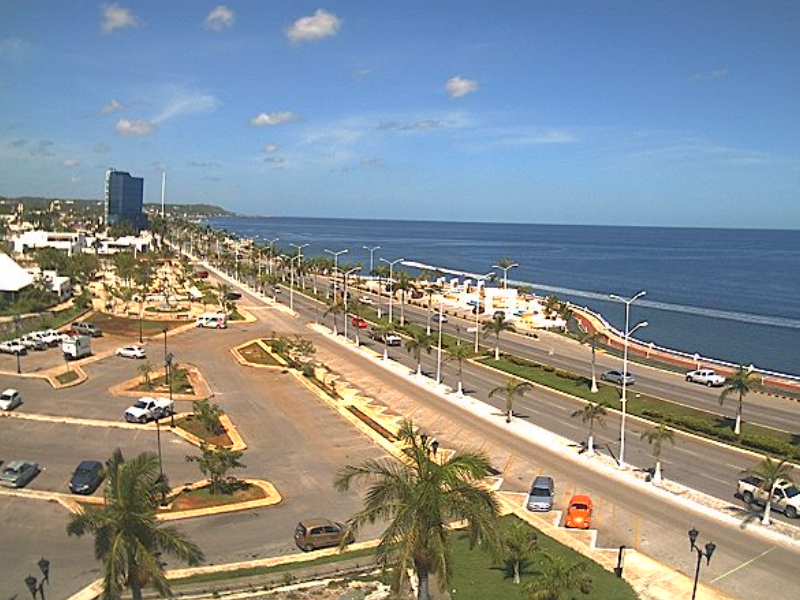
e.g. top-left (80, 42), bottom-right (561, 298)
top-left (1, 1), bottom-right (799, 228)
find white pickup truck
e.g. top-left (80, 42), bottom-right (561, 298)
top-left (685, 369), bottom-right (726, 387)
top-left (738, 475), bottom-right (800, 518)
top-left (124, 397), bottom-right (175, 424)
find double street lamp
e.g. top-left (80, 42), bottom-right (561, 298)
top-left (325, 248), bottom-right (349, 298)
top-left (266, 237), bottom-right (280, 276)
top-left (688, 528), bottom-right (716, 600)
top-left (473, 272), bottom-right (495, 353)
top-left (492, 262), bottom-right (519, 289)
top-left (24, 557), bottom-right (50, 600)
top-left (290, 243), bottom-right (309, 312)
top-left (363, 245), bottom-right (381, 276)
top-left (380, 257), bottom-right (405, 324)
top-left (609, 290), bottom-right (647, 469)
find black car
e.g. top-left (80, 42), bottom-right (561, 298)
top-left (69, 460), bottom-right (105, 495)
top-left (225, 291), bottom-right (242, 300)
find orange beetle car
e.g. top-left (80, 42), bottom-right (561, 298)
top-left (564, 494), bottom-right (593, 529)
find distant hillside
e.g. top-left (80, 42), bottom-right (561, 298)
top-left (0, 196), bottom-right (233, 217)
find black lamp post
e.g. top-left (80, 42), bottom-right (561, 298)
top-left (16, 350), bottom-right (22, 374)
top-left (688, 528), bottom-right (716, 600)
top-left (24, 557), bottom-right (50, 600)
top-left (165, 352), bottom-right (175, 427)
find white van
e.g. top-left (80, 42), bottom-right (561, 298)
top-left (196, 312), bottom-right (227, 329)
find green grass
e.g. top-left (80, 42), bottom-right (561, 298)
top-left (85, 313), bottom-right (184, 337)
top-left (237, 341), bottom-right (282, 366)
top-left (450, 517), bottom-right (637, 600)
top-left (55, 370), bottom-right (80, 384)
top-left (0, 303), bottom-right (89, 342)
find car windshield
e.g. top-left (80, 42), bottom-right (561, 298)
top-left (1, 393), bottom-right (12, 400)
top-left (532, 487), bottom-right (551, 496)
top-left (133, 400), bottom-right (148, 409)
top-left (571, 503), bottom-right (589, 510)
top-left (3, 466), bottom-right (21, 476)
top-left (785, 487), bottom-right (800, 498)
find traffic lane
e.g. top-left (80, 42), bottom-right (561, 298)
top-left (1, 417), bottom-right (200, 495)
top-left (0, 495), bottom-right (98, 600)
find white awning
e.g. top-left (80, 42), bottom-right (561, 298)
top-left (0, 253), bottom-right (34, 292)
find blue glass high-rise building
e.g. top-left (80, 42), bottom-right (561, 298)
top-left (104, 169), bottom-right (148, 232)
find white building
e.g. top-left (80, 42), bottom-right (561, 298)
top-left (12, 230), bottom-right (86, 256)
top-left (0, 252), bottom-right (35, 298)
top-left (85, 234), bottom-right (151, 255)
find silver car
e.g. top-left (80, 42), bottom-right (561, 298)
top-left (0, 460), bottom-right (40, 488)
top-left (601, 370), bottom-right (636, 385)
top-left (526, 475), bottom-right (555, 512)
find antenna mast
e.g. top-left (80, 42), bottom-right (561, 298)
top-left (160, 171), bottom-right (166, 217)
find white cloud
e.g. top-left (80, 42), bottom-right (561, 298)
top-left (446, 76), bottom-right (479, 99)
top-left (153, 88), bottom-right (219, 123)
top-left (263, 143), bottom-right (279, 153)
top-left (62, 158), bottom-right (80, 168)
top-left (115, 118), bottom-right (156, 136)
top-left (286, 9), bottom-right (342, 43)
top-left (99, 99), bottom-right (124, 114)
top-left (205, 5), bottom-right (235, 31)
top-left (250, 112), bottom-right (298, 127)
top-left (101, 4), bottom-right (142, 35)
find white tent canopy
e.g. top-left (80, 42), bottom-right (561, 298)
top-left (0, 252), bottom-right (34, 293)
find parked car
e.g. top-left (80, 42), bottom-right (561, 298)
top-left (196, 270), bottom-right (209, 278)
top-left (432, 314), bottom-right (448, 323)
top-left (564, 494), bottom-right (593, 529)
top-left (359, 295), bottom-right (374, 305)
top-left (0, 340), bottom-right (27, 355)
top-left (351, 316), bottom-right (368, 329)
top-left (294, 518), bottom-right (354, 552)
top-left (124, 397), bottom-right (175, 423)
top-left (0, 388), bottom-right (22, 411)
top-left (225, 291), bottom-right (242, 300)
top-left (18, 335), bottom-right (47, 351)
top-left (69, 460), bottom-right (105, 495)
top-left (526, 475), bottom-right (555, 512)
top-left (738, 475), bottom-right (800, 518)
top-left (0, 460), bottom-right (40, 488)
top-left (32, 330), bottom-right (62, 346)
top-left (71, 322), bottom-right (103, 337)
top-left (62, 335), bottom-right (92, 360)
top-left (685, 369), bottom-right (726, 387)
top-left (116, 345), bottom-right (147, 359)
top-left (196, 313), bottom-right (227, 329)
top-left (600, 370), bottom-right (636, 385)
top-left (372, 331), bottom-right (402, 346)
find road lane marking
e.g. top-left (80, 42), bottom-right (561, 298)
top-left (710, 547), bottom-right (775, 583)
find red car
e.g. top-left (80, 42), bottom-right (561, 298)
top-left (351, 316), bottom-right (368, 329)
top-left (564, 494), bottom-right (593, 529)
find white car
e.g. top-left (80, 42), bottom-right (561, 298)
top-left (0, 340), bottom-right (26, 355)
top-left (359, 295), bottom-right (374, 305)
top-left (0, 389), bottom-right (22, 411)
top-left (685, 369), bottom-right (726, 387)
top-left (116, 345), bottom-right (147, 359)
top-left (33, 330), bottom-right (62, 346)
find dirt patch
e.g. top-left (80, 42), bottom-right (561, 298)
top-left (169, 483), bottom-right (264, 511)
top-left (56, 370), bottom-right (80, 384)
top-left (174, 415), bottom-right (233, 446)
top-left (85, 313), bottom-right (186, 337)
top-left (132, 368), bottom-right (194, 395)
top-left (238, 341), bottom-right (281, 366)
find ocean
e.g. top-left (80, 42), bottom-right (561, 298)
top-left (205, 216), bottom-right (800, 376)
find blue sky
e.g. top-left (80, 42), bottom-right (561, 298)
top-left (1, 1), bottom-right (799, 228)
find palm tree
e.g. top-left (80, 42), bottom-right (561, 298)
top-left (640, 422), bottom-right (675, 483)
top-left (373, 321), bottom-right (397, 360)
top-left (405, 330), bottom-right (435, 376)
top-left (743, 455), bottom-right (794, 525)
top-left (570, 402), bottom-right (608, 457)
top-left (578, 330), bottom-right (601, 393)
top-left (543, 295), bottom-right (561, 319)
top-left (373, 265), bottom-right (390, 318)
top-left (324, 297), bottom-right (346, 336)
top-left (446, 341), bottom-right (472, 395)
top-left (348, 299), bottom-right (367, 346)
top-left (216, 283), bottom-right (231, 313)
top-left (719, 366), bottom-right (762, 440)
top-left (423, 285), bottom-right (441, 334)
top-left (525, 552), bottom-right (592, 600)
top-left (483, 313), bottom-right (516, 360)
top-left (489, 378), bottom-right (533, 423)
top-left (503, 520), bottom-right (538, 584)
top-left (67, 450), bottom-right (204, 600)
top-left (334, 419), bottom-right (502, 600)
top-left (394, 270), bottom-right (413, 326)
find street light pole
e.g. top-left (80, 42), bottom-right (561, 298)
top-left (290, 243), bottom-right (309, 312)
top-left (266, 238), bottom-right (279, 276)
top-left (435, 293), bottom-right (444, 384)
top-left (324, 248), bottom-right (348, 298)
top-left (380, 257), bottom-right (404, 324)
top-left (609, 290), bottom-right (647, 469)
top-left (688, 528), bottom-right (716, 600)
top-left (343, 266), bottom-right (361, 342)
top-left (492, 262), bottom-right (519, 289)
top-left (473, 272), bottom-right (494, 353)
top-left (363, 245), bottom-right (381, 277)
top-left (24, 557), bottom-right (50, 600)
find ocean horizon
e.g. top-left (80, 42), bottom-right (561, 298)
top-left (205, 215), bottom-right (800, 377)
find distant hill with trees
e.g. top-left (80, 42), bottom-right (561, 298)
top-left (0, 196), bottom-right (233, 217)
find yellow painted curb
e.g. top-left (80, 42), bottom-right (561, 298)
top-left (157, 478), bottom-right (281, 521)
top-left (108, 364), bottom-right (212, 401)
top-left (230, 338), bottom-right (288, 369)
top-left (170, 412), bottom-right (247, 451)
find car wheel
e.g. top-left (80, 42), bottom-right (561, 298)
top-left (685, 376), bottom-right (692, 382)
top-left (139, 416), bottom-right (148, 424)
top-left (786, 506), bottom-right (797, 519)
top-left (743, 491), bottom-right (754, 504)
top-left (706, 381), bottom-right (713, 387)
top-left (304, 543), bottom-right (314, 552)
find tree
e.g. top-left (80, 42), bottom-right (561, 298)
top-left (502, 520), bottom-right (538, 584)
top-left (373, 321), bottom-right (397, 360)
top-left (324, 297), bottom-right (346, 335)
top-left (489, 378), bottom-right (533, 423)
top-left (334, 419), bottom-right (501, 600)
top-left (423, 285), bottom-right (441, 335)
top-left (446, 342), bottom-right (471, 395)
top-left (525, 552), bottom-right (592, 600)
top-left (112, 251), bottom-right (137, 286)
top-left (192, 399), bottom-right (224, 435)
top-left (186, 443), bottom-right (246, 495)
top-left (405, 330), bottom-right (435, 377)
top-left (67, 449), bottom-right (204, 600)
top-left (483, 313), bottom-right (516, 360)
top-left (216, 282), bottom-right (232, 313)
top-left (578, 330), bottom-right (601, 393)
top-left (543, 295), bottom-right (561, 319)
top-left (743, 455), bottom-right (794, 525)
top-left (394, 270), bottom-right (413, 326)
top-left (639, 422), bottom-right (675, 484)
top-left (348, 299), bottom-right (368, 346)
top-left (719, 366), bottom-right (762, 440)
top-left (570, 402), bottom-right (608, 457)
top-left (138, 361), bottom-right (153, 390)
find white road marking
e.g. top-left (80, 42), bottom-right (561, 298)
top-left (710, 547), bottom-right (775, 583)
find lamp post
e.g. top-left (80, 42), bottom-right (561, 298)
top-left (363, 245), bottom-right (381, 277)
top-left (435, 292), bottom-right (444, 384)
top-left (165, 351), bottom-right (175, 427)
top-left (380, 257), bottom-right (404, 324)
top-left (492, 262), bottom-right (519, 289)
top-left (688, 528), bottom-right (716, 600)
top-left (343, 266), bottom-right (361, 342)
top-left (473, 272), bottom-right (495, 353)
top-left (324, 248), bottom-right (348, 298)
top-left (266, 237), bottom-right (279, 276)
top-left (290, 243), bottom-right (309, 312)
top-left (609, 290), bottom-right (647, 469)
top-left (24, 557), bottom-right (50, 600)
